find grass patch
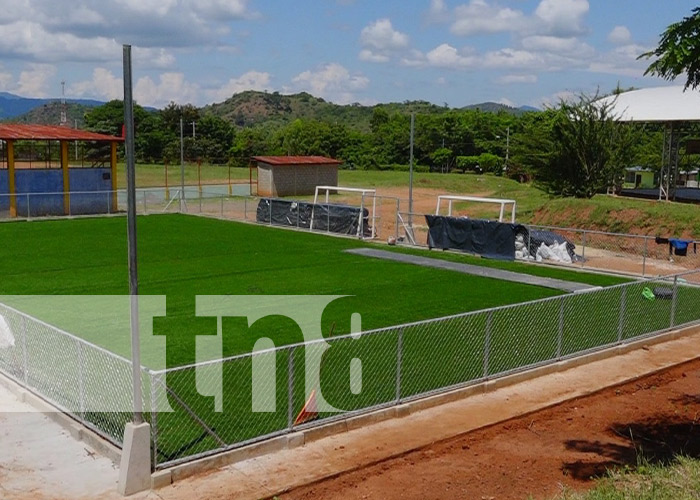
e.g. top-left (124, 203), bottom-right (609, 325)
top-left (554, 456), bottom-right (700, 500)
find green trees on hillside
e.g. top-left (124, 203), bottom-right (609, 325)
top-left (84, 93), bottom-right (667, 198)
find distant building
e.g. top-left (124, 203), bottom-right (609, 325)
top-left (678, 169), bottom-right (699, 188)
top-left (253, 155), bottom-right (342, 197)
top-left (623, 166), bottom-right (658, 189)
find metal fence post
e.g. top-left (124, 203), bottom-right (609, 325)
top-left (581, 230), bottom-right (587, 268)
top-left (642, 237), bottom-right (648, 277)
top-left (244, 197), bottom-right (248, 220)
top-left (483, 311), bottom-right (493, 378)
top-left (142, 190), bottom-right (147, 214)
top-left (151, 371), bottom-right (159, 469)
top-left (287, 347), bottom-right (295, 430)
top-left (395, 199), bottom-right (400, 243)
top-left (26, 193), bottom-right (30, 220)
top-left (77, 340), bottom-right (85, 418)
top-left (395, 328), bottom-right (404, 402)
top-left (20, 316), bottom-right (28, 384)
top-left (556, 296), bottom-right (565, 359)
top-left (670, 275), bottom-right (678, 328)
top-left (617, 286), bottom-right (627, 343)
top-left (220, 195), bottom-right (224, 217)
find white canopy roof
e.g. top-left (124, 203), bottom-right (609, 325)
top-left (598, 86), bottom-right (700, 123)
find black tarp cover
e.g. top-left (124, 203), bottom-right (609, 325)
top-left (425, 215), bottom-right (521, 260)
top-left (257, 198), bottom-right (371, 236)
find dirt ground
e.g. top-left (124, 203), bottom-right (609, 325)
top-left (283, 358), bottom-right (700, 500)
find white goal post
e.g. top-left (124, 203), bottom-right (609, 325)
top-left (435, 195), bottom-right (517, 223)
top-left (312, 185), bottom-right (378, 238)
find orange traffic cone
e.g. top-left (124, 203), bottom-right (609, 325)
top-left (293, 389), bottom-right (319, 426)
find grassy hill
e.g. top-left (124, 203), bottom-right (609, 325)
top-left (202, 91), bottom-right (536, 131)
top-left (6, 101), bottom-right (94, 127)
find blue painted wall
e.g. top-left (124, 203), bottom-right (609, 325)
top-left (0, 168), bottom-right (113, 216)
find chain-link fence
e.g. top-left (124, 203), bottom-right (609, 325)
top-left (149, 269), bottom-right (700, 469)
top-left (0, 301), bottom-right (142, 447)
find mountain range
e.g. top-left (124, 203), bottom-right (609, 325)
top-left (1, 91), bottom-right (540, 129)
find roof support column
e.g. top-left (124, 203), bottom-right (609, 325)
top-left (7, 140), bottom-right (16, 217)
top-left (61, 140), bottom-right (70, 215)
top-left (111, 141), bottom-right (118, 212)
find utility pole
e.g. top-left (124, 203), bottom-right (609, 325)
top-left (408, 112), bottom-right (415, 233)
top-left (180, 117), bottom-right (185, 212)
top-left (504, 126), bottom-right (510, 173)
top-left (192, 121), bottom-right (196, 139)
top-left (60, 81), bottom-right (67, 126)
top-left (118, 43), bottom-right (152, 497)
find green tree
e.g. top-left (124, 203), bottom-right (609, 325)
top-left (540, 94), bottom-right (634, 198)
top-left (639, 7), bottom-right (700, 89)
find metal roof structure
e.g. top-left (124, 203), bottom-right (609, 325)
top-left (598, 85), bottom-right (700, 123)
top-left (0, 124), bottom-right (123, 142)
top-left (598, 86), bottom-right (700, 201)
top-left (252, 155), bottom-right (342, 165)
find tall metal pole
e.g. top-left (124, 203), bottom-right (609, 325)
top-left (123, 44), bottom-right (142, 425)
top-left (180, 117), bottom-right (185, 212)
top-left (504, 126), bottom-right (510, 173)
top-left (408, 112), bottom-right (415, 231)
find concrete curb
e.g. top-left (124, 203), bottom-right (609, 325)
top-left (156, 323), bottom-right (699, 488)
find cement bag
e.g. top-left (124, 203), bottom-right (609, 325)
top-left (0, 314), bottom-right (15, 349)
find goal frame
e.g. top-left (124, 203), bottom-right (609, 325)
top-left (435, 195), bottom-right (517, 223)
top-left (312, 185), bottom-right (378, 238)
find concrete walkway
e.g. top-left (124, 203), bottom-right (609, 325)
top-left (0, 385), bottom-right (120, 500)
top-left (346, 248), bottom-right (597, 293)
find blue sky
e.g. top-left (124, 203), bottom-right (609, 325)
top-left (0, 0), bottom-right (695, 109)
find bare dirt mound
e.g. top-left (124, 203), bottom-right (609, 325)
top-left (282, 359), bottom-right (700, 500)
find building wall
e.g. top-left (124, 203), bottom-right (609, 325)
top-left (0, 167), bottom-right (113, 216)
top-left (257, 162), bottom-right (338, 197)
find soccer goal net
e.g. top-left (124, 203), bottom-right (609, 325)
top-left (313, 185), bottom-right (378, 238)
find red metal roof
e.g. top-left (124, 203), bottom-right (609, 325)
top-left (252, 155), bottom-right (342, 166)
top-left (0, 124), bottom-right (123, 142)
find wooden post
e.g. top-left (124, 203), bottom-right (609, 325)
top-left (61, 140), bottom-right (70, 215)
top-left (111, 142), bottom-right (118, 212)
top-left (7, 140), bottom-right (16, 217)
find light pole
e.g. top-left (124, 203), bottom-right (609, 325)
top-left (504, 126), bottom-right (510, 173)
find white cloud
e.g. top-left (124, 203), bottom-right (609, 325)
top-left (70, 68), bottom-right (123, 101)
top-left (359, 19), bottom-right (409, 63)
top-left (0, 0), bottom-right (256, 64)
top-left (207, 71), bottom-right (271, 102)
top-left (608, 25), bottom-right (632, 45)
top-left (359, 50), bottom-right (390, 63)
top-left (426, 44), bottom-right (476, 68)
top-left (70, 68), bottom-right (202, 107)
top-left (291, 63), bottom-right (369, 104)
top-left (451, 0), bottom-right (525, 36)
top-left (16, 63), bottom-right (56, 97)
top-left (521, 36), bottom-right (594, 58)
top-left (427, 0), bottom-right (449, 23)
top-left (134, 72), bottom-right (200, 107)
top-left (589, 43), bottom-right (652, 78)
top-left (496, 74), bottom-right (538, 84)
top-left (534, 0), bottom-right (589, 37)
top-left (483, 48), bottom-right (543, 69)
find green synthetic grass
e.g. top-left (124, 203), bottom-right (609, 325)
top-left (0, 213), bottom-right (574, 365)
top-left (0, 213), bottom-right (697, 466)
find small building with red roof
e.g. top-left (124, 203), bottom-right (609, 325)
top-left (0, 123), bottom-right (123, 217)
top-left (252, 155), bottom-right (342, 197)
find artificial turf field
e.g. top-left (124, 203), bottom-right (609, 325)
top-left (0, 213), bottom-right (624, 367)
top-left (2, 213), bottom-right (697, 466)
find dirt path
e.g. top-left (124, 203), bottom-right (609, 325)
top-left (283, 358), bottom-right (700, 500)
